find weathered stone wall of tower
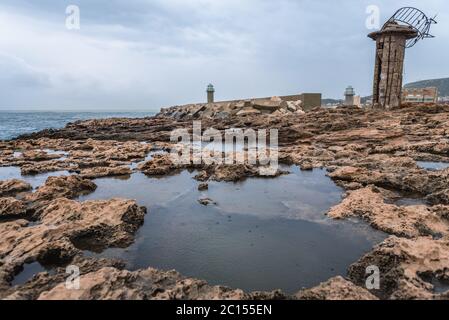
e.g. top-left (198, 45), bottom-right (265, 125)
top-left (369, 24), bottom-right (417, 109)
top-left (372, 34), bottom-right (407, 108)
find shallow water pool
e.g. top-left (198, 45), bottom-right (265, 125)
top-left (417, 161), bottom-right (449, 171)
top-left (78, 167), bottom-right (386, 294)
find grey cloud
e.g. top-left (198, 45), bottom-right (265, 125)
top-left (0, 0), bottom-right (447, 110)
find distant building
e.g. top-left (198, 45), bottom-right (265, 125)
top-left (402, 87), bottom-right (438, 104)
top-left (353, 95), bottom-right (361, 108)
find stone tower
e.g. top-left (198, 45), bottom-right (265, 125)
top-left (206, 84), bottom-right (215, 104)
top-left (368, 22), bottom-right (418, 109)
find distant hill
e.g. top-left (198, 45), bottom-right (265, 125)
top-left (404, 77), bottom-right (449, 97)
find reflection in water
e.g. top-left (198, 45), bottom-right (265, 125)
top-left (11, 262), bottom-right (55, 286)
top-left (79, 167), bottom-right (386, 294)
top-left (0, 166), bottom-right (70, 189)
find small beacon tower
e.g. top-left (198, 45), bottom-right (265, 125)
top-left (206, 84), bottom-right (215, 104)
top-left (344, 86), bottom-right (355, 106)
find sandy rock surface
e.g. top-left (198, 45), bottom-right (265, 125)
top-left (1, 104), bottom-right (449, 299)
top-left (296, 276), bottom-right (378, 300)
top-left (0, 179), bottom-right (32, 197)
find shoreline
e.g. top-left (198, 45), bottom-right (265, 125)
top-left (1, 104), bottom-right (449, 300)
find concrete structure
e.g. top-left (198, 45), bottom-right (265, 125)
top-left (198, 92), bottom-right (321, 111)
top-left (353, 95), bottom-right (361, 108)
top-left (297, 93), bottom-right (322, 111)
top-left (206, 84), bottom-right (215, 104)
top-left (368, 22), bottom-right (418, 109)
top-left (402, 87), bottom-right (438, 104)
top-left (344, 86), bottom-right (355, 106)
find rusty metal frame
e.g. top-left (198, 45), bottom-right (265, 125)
top-left (383, 7), bottom-right (437, 48)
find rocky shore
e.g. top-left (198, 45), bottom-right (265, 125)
top-left (1, 103), bottom-right (449, 300)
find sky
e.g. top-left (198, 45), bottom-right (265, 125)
top-left (0, 0), bottom-right (447, 111)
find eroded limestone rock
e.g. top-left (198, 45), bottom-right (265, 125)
top-left (296, 276), bottom-right (378, 300)
top-left (0, 179), bottom-right (32, 197)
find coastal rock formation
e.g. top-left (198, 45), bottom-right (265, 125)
top-left (137, 154), bottom-right (178, 176)
top-left (3, 256), bottom-right (125, 300)
top-left (0, 179), bottom-right (32, 197)
top-left (348, 236), bottom-right (449, 300)
top-left (137, 153), bottom-right (284, 182)
top-left (37, 267), bottom-right (286, 300)
top-left (0, 198), bottom-right (26, 218)
top-left (296, 276), bottom-right (378, 300)
top-left (24, 175), bottom-right (97, 204)
top-left (21, 150), bottom-right (62, 162)
top-left (328, 161), bottom-right (449, 206)
top-left (0, 198), bottom-right (147, 291)
top-left (79, 166), bottom-right (131, 179)
top-left (2, 103), bottom-right (449, 300)
top-left (328, 186), bottom-right (449, 238)
top-left (21, 175), bottom-right (97, 218)
top-left (198, 198), bottom-right (217, 206)
top-left (20, 160), bottom-right (75, 176)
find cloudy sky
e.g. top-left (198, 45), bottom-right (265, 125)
top-left (0, 0), bottom-right (447, 111)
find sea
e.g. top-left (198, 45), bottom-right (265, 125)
top-left (0, 111), bottom-right (156, 141)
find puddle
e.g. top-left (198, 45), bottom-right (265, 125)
top-left (420, 274), bottom-right (449, 294)
top-left (130, 150), bottom-right (167, 170)
top-left (0, 166), bottom-right (70, 189)
top-left (207, 167), bottom-right (342, 221)
top-left (417, 161), bottom-right (449, 171)
top-left (78, 167), bottom-right (385, 294)
top-left (11, 262), bottom-right (56, 286)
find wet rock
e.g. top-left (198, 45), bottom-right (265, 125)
top-left (137, 154), bottom-right (178, 176)
top-left (348, 236), bottom-right (449, 300)
top-left (0, 179), bottom-right (32, 197)
top-left (427, 189), bottom-right (449, 205)
top-left (194, 170), bottom-right (209, 182)
top-left (198, 198), bottom-right (217, 206)
top-left (21, 150), bottom-right (61, 162)
top-left (3, 256), bottom-right (125, 300)
top-left (80, 166), bottom-right (131, 179)
top-left (0, 198), bottom-right (26, 218)
top-left (37, 267), bottom-right (287, 300)
top-left (198, 183), bottom-right (209, 191)
top-left (24, 175), bottom-right (97, 204)
top-left (328, 186), bottom-right (449, 238)
top-left (211, 164), bottom-right (258, 182)
top-left (296, 276), bottom-right (378, 300)
top-left (21, 161), bottom-right (75, 176)
top-left (0, 198), bottom-right (146, 288)
top-left (328, 160), bottom-right (449, 202)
